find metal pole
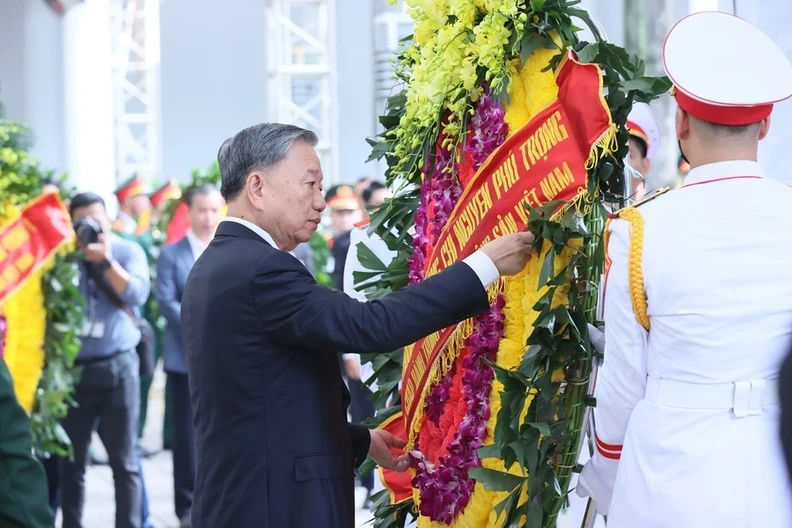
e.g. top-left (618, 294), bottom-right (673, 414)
top-left (579, 321), bottom-right (604, 528)
top-left (581, 499), bottom-right (600, 528)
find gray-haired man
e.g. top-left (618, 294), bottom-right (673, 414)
top-left (180, 122), bottom-right (537, 527)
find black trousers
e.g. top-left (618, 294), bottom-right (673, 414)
top-left (61, 350), bottom-right (141, 528)
top-left (41, 454), bottom-right (61, 514)
top-left (348, 378), bottom-right (375, 492)
top-left (169, 372), bottom-right (195, 519)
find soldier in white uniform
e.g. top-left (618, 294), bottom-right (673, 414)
top-left (603, 102), bottom-right (661, 214)
top-left (577, 12), bottom-right (792, 527)
top-left (625, 102), bottom-right (661, 202)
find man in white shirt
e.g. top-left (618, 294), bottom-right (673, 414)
top-left (155, 184), bottom-right (224, 528)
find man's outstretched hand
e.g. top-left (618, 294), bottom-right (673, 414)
top-left (368, 429), bottom-right (410, 472)
top-left (480, 231), bottom-right (537, 276)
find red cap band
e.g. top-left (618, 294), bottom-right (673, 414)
top-left (626, 120), bottom-right (649, 145)
top-left (115, 180), bottom-right (145, 202)
top-left (675, 89), bottom-right (773, 125)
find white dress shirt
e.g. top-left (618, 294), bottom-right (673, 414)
top-left (222, 217), bottom-right (280, 249)
top-left (185, 230), bottom-right (210, 260)
top-left (223, 216), bottom-right (317, 272)
top-left (222, 216), bottom-right (501, 289)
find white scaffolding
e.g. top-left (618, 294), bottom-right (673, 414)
top-left (266, 0), bottom-right (337, 183)
top-left (373, 1), bottom-right (412, 180)
top-left (109, 0), bottom-right (161, 186)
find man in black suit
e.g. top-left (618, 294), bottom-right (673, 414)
top-left (181, 123), bottom-right (535, 528)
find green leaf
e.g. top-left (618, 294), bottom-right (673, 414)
top-left (575, 41), bottom-right (600, 64)
top-left (477, 444), bottom-right (501, 460)
top-left (508, 439), bottom-right (528, 470)
top-left (527, 493), bottom-right (545, 526)
top-left (522, 427), bottom-right (540, 472)
top-left (538, 245), bottom-right (556, 287)
top-left (568, 8), bottom-right (603, 42)
top-left (519, 344), bottom-right (542, 374)
top-left (502, 444), bottom-right (518, 471)
top-left (359, 456), bottom-right (376, 477)
top-left (527, 421), bottom-right (552, 436)
top-left (520, 33), bottom-right (555, 65)
top-left (619, 77), bottom-right (663, 93)
top-left (468, 467), bottom-right (524, 492)
top-left (492, 483), bottom-right (523, 525)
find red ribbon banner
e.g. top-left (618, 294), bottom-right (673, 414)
top-left (0, 192), bottom-right (74, 305)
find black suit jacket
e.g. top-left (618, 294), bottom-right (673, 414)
top-left (181, 221), bottom-right (490, 528)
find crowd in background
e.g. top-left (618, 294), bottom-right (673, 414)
top-left (3, 174), bottom-right (387, 528)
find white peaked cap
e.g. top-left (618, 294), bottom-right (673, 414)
top-left (626, 102), bottom-right (660, 160)
top-left (663, 11), bottom-right (792, 125)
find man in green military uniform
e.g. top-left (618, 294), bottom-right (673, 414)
top-left (144, 180), bottom-right (182, 451)
top-left (113, 175), bottom-right (150, 237)
top-left (0, 356), bottom-right (53, 528)
top-left (113, 177), bottom-right (166, 528)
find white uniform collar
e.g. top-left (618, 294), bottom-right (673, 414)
top-left (222, 216), bottom-right (280, 249)
top-left (682, 160), bottom-right (765, 187)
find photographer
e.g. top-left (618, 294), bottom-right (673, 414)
top-left (61, 192), bottom-right (150, 528)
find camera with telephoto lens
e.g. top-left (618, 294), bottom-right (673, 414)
top-left (73, 217), bottom-right (103, 246)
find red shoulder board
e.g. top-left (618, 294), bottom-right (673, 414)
top-left (354, 218), bottom-right (370, 229)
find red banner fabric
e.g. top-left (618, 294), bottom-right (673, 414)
top-left (0, 193), bottom-right (74, 305)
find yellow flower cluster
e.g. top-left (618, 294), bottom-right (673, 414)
top-left (0, 204), bottom-right (48, 413)
top-left (0, 123), bottom-right (33, 191)
top-left (393, 0), bottom-right (527, 162)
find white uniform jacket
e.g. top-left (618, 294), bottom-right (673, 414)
top-left (342, 223), bottom-right (398, 391)
top-left (579, 160), bottom-right (792, 527)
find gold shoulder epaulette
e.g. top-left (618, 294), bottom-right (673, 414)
top-left (604, 197), bottom-right (654, 331)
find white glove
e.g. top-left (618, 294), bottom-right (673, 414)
top-left (576, 461), bottom-right (612, 516)
top-left (588, 323), bottom-right (606, 355)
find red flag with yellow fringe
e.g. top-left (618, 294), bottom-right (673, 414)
top-left (0, 192), bottom-right (73, 305)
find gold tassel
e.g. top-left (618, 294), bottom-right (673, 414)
top-left (603, 209), bottom-right (649, 330)
top-left (584, 123), bottom-right (618, 170)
